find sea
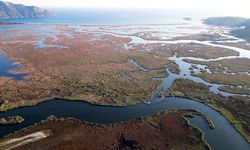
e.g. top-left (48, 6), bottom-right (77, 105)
top-left (0, 8), bottom-right (229, 25)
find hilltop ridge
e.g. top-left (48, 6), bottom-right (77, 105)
top-left (0, 1), bottom-right (54, 19)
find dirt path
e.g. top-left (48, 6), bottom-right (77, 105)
top-left (0, 130), bottom-right (50, 150)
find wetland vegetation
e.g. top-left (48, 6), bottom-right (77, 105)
top-left (0, 17), bottom-right (250, 149)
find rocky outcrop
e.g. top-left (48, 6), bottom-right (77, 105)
top-left (0, 1), bottom-right (54, 19)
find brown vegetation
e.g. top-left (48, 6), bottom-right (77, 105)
top-left (187, 58), bottom-right (250, 73)
top-left (187, 58), bottom-right (250, 94)
top-left (131, 43), bottom-right (239, 59)
top-left (0, 25), bottom-right (176, 110)
top-left (1, 111), bottom-right (209, 150)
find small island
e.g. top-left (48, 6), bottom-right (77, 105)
top-left (0, 116), bottom-right (24, 126)
top-left (183, 17), bottom-right (192, 21)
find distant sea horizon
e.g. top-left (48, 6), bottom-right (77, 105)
top-left (0, 8), bottom-right (231, 25)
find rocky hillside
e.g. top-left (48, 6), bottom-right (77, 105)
top-left (203, 16), bottom-right (250, 42)
top-left (0, 1), bottom-right (54, 19)
top-left (203, 17), bottom-right (249, 27)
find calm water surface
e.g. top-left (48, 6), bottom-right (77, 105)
top-left (0, 8), bottom-right (228, 25)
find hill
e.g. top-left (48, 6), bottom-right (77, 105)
top-left (203, 17), bottom-right (248, 27)
top-left (0, 1), bottom-right (54, 19)
top-left (203, 17), bottom-right (250, 42)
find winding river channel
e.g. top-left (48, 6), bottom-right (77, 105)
top-left (0, 24), bottom-right (250, 149)
top-left (0, 97), bottom-right (249, 150)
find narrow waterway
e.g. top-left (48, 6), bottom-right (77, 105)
top-left (106, 26), bottom-right (250, 97)
top-left (130, 54), bottom-right (248, 98)
top-left (0, 97), bottom-right (249, 150)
